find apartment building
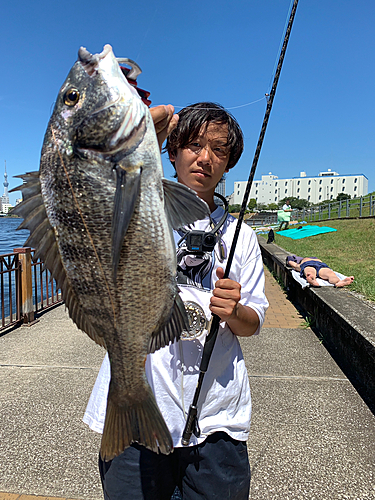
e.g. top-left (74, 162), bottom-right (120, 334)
top-left (231, 170), bottom-right (368, 206)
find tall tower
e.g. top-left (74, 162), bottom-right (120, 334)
top-left (1, 161), bottom-right (10, 212)
top-left (3, 161), bottom-right (9, 204)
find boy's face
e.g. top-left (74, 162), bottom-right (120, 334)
top-left (169, 122), bottom-right (230, 210)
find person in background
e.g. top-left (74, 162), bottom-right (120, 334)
top-left (84, 102), bottom-right (269, 500)
top-left (287, 256), bottom-right (354, 288)
top-left (278, 199), bottom-right (292, 230)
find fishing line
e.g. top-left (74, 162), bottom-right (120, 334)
top-left (50, 126), bottom-right (117, 326)
top-left (268, 0), bottom-right (294, 92)
top-left (155, 1), bottom-right (296, 114)
top-left (134, 5), bottom-right (159, 62)
top-left (170, 96), bottom-right (266, 111)
top-left (155, 0), bottom-right (294, 111)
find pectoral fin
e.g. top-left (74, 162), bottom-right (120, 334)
top-left (112, 165), bottom-right (141, 279)
top-left (162, 179), bottom-right (210, 229)
top-left (148, 293), bottom-right (189, 353)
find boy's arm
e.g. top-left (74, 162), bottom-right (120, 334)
top-left (210, 267), bottom-right (260, 337)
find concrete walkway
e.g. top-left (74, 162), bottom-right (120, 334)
top-left (0, 268), bottom-right (374, 500)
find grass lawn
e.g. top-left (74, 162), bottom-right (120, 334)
top-left (259, 218), bottom-right (375, 302)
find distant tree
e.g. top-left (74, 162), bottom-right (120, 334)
top-left (228, 204), bottom-right (242, 213)
top-left (279, 196), bottom-right (310, 209)
top-left (336, 192), bottom-right (351, 201)
top-left (247, 198), bottom-right (257, 211)
top-left (267, 203), bottom-right (278, 210)
top-left (257, 203), bottom-right (268, 211)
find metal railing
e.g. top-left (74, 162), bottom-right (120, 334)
top-left (0, 247), bottom-right (62, 332)
top-left (247, 215), bottom-right (278, 226)
top-left (245, 211), bottom-right (278, 226)
top-left (246, 195), bottom-right (375, 227)
top-left (294, 195), bottom-right (375, 222)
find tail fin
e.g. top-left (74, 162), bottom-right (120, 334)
top-left (100, 388), bottom-right (173, 461)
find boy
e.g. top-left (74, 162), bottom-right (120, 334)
top-left (84, 102), bottom-right (269, 499)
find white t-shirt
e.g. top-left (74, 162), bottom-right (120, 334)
top-left (83, 207), bottom-right (269, 447)
top-left (282, 203), bottom-right (291, 211)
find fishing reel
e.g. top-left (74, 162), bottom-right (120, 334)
top-left (117, 57), bottom-right (151, 107)
top-left (178, 193), bottom-right (229, 254)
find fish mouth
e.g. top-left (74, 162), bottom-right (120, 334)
top-left (76, 45), bottom-right (146, 157)
top-left (78, 44), bottom-right (113, 76)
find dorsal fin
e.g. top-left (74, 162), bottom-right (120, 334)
top-left (11, 172), bottom-right (106, 349)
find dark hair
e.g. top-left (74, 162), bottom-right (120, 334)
top-left (165, 102), bottom-right (244, 171)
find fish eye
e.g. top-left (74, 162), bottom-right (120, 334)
top-left (64, 89), bottom-right (80, 106)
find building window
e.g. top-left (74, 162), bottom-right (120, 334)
top-left (331, 179), bottom-right (334, 184)
top-left (330, 187), bottom-right (333, 192)
top-left (275, 182), bottom-right (278, 186)
top-left (308, 180), bottom-right (311, 185)
top-left (308, 188), bottom-right (311, 193)
top-left (285, 189), bottom-right (287, 194)
top-left (355, 178), bottom-right (357, 183)
top-left (285, 182), bottom-right (288, 185)
top-left (255, 190), bottom-right (258, 195)
top-left (275, 189), bottom-right (277, 194)
top-left (237, 191), bottom-right (240, 195)
top-left (342, 179), bottom-right (345, 183)
top-left (354, 186), bottom-right (357, 191)
top-left (308, 195), bottom-right (310, 200)
top-left (298, 181), bottom-right (300, 185)
top-left (319, 195), bottom-right (322, 200)
top-left (319, 187), bottom-right (322, 192)
top-left (319, 180), bottom-right (322, 184)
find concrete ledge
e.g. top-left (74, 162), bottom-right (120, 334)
top-left (258, 235), bottom-right (375, 413)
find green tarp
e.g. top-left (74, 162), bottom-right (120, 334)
top-left (276, 225), bottom-right (337, 240)
top-left (277, 210), bottom-right (291, 222)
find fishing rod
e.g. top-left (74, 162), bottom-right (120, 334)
top-left (181, 0), bottom-right (300, 446)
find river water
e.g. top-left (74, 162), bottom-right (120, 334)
top-left (0, 218), bottom-right (30, 321)
top-left (0, 218), bottom-right (29, 255)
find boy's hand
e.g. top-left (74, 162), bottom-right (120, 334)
top-left (210, 267), bottom-right (241, 322)
top-left (150, 105), bottom-right (179, 151)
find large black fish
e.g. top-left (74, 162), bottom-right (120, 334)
top-left (12, 44), bottom-right (209, 460)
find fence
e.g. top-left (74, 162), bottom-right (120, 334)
top-left (246, 195), bottom-right (375, 227)
top-left (0, 247), bottom-right (62, 332)
top-left (294, 195), bottom-right (375, 223)
top-left (246, 213), bottom-right (278, 226)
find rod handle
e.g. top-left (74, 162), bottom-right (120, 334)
top-left (181, 405), bottom-right (198, 446)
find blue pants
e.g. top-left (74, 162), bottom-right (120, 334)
top-left (99, 431), bottom-right (250, 500)
top-left (300, 260), bottom-right (330, 279)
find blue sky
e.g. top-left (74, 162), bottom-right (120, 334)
top-left (1, 0), bottom-right (374, 205)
